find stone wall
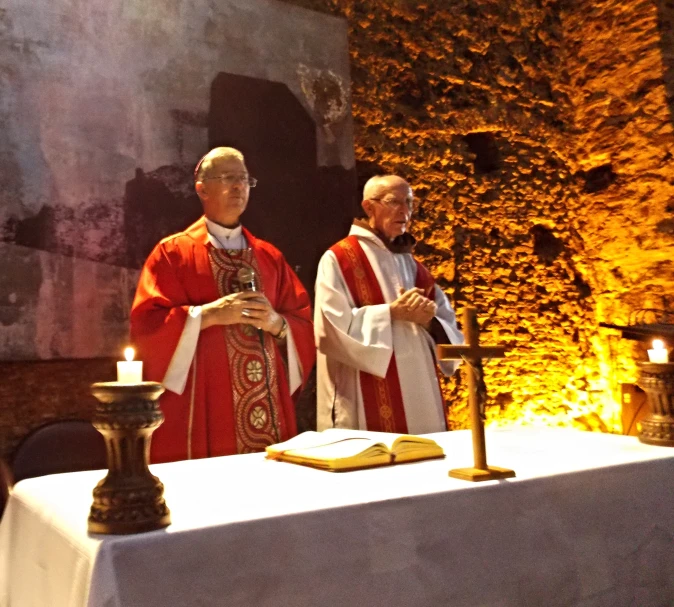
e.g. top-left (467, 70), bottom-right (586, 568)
top-left (0, 359), bottom-right (116, 456)
top-left (560, 0), bottom-right (674, 416)
top-left (285, 0), bottom-right (674, 432)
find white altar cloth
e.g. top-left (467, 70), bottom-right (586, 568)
top-left (1, 428), bottom-right (673, 607)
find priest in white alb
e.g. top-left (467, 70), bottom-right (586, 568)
top-left (315, 175), bottom-right (464, 434)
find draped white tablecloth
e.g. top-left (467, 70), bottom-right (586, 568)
top-left (1, 428), bottom-right (673, 607)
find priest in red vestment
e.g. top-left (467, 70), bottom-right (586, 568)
top-left (130, 147), bottom-right (315, 463)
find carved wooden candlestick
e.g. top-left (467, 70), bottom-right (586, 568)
top-left (636, 362), bottom-right (674, 447)
top-left (88, 381), bottom-right (171, 534)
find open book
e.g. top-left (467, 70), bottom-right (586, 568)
top-left (265, 428), bottom-right (445, 471)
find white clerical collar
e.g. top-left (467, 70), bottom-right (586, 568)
top-left (205, 218), bottom-right (246, 249)
top-left (349, 224), bottom-right (387, 250)
top-left (206, 218), bottom-right (243, 240)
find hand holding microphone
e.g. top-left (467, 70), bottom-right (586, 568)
top-left (236, 268), bottom-right (283, 334)
top-left (200, 268), bottom-right (283, 334)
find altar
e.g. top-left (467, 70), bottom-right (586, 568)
top-left (1, 428), bottom-right (673, 607)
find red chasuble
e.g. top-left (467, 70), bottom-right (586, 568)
top-left (330, 235), bottom-right (435, 433)
top-left (130, 217), bottom-right (315, 463)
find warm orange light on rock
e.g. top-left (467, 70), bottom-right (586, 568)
top-left (222, 0), bottom-right (674, 436)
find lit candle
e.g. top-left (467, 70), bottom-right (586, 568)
top-left (647, 339), bottom-right (669, 364)
top-left (117, 347), bottom-right (143, 383)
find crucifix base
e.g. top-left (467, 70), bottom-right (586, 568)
top-left (449, 466), bottom-right (516, 482)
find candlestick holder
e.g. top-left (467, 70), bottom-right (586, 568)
top-left (88, 381), bottom-right (171, 534)
top-left (636, 362), bottom-right (674, 447)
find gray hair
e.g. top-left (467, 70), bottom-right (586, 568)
top-left (362, 174), bottom-right (412, 201)
top-left (194, 147), bottom-right (245, 182)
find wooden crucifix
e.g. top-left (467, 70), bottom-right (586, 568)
top-left (437, 306), bottom-right (516, 482)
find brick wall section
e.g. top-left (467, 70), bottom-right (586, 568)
top-left (0, 359), bottom-right (116, 457)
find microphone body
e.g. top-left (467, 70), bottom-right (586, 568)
top-left (237, 267), bottom-right (263, 338)
top-left (236, 267), bottom-right (280, 439)
top-left (237, 267), bottom-right (257, 292)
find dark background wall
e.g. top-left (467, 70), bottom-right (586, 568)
top-left (2, 0), bottom-right (674, 457)
top-left (0, 0), bottom-right (354, 457)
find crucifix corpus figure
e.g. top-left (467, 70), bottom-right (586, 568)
top-left (437, 306), bottom-right (516, 482)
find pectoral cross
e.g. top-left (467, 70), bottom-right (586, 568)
top-left (437, 306), bottom-right (516, 481)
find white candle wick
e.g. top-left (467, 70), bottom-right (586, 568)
top-left (647, 339), bottom-right (668, 363)
top-left (117, 347), bottom-right (143, 383)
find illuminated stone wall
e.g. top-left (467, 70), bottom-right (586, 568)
top-left (559, 0), bottom-right (674, 425)
top-left (286, 0), bottom-right (674, 432)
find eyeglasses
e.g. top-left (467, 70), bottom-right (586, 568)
top-left (201, 173), bottom-right (258, 187)
top-left (370, 196), bottom-right (416, 211)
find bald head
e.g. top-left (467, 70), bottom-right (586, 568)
top-left (195, 147), bottom-right (245, 183)
top-left (362, 175), bottom-right (412, 203)
top-left (361, 174), bottom-right (414, 241)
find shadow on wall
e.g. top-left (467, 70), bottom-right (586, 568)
top-left (657, 0), bottom-right (674, 129)
top-left (656, 0), bottom-right (674, 237)
top-left (124, 72), bottom-right (358, 296)
top-left (207, 72), bottom-right (357, 297)
top-left (205, 72), bottom-right (359, 434)
top-left (123, 166), bottom-right (203, 269)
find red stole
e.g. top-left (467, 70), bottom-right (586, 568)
top-left (131, 217), bottom-right (315, 463)
top-left (208, 247), bottom-right (283, 451)
top-left (330, 235), bottom-right (435, 433)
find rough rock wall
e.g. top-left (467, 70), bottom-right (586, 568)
top-left (286, 0), bottom-right (674, 432)
top-left (559, 0), bottom-right (674, 408)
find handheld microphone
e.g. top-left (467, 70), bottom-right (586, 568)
top-left (236, 266), bottom-right (279, 440)
top-left (237, 267), bottom-right (256, 292)
top-left (238, 267), bottom-right (261, 334)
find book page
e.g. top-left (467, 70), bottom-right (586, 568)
top-left (320, 428), bottom-right (402, 451)
top-left (282, 439), bottom-right (388, 462)
top-left (322, 429), bottom-right (439, 451)
top-left (266, 429), bottom-right (443, 465)
top-left (266, 431), bottom-right (377, 457)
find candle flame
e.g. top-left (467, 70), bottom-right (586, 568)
top-left (124, 347), bottom-right (135, 362)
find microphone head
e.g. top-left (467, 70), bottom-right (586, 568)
top-left (237, 267), bottom-right (256, 291)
